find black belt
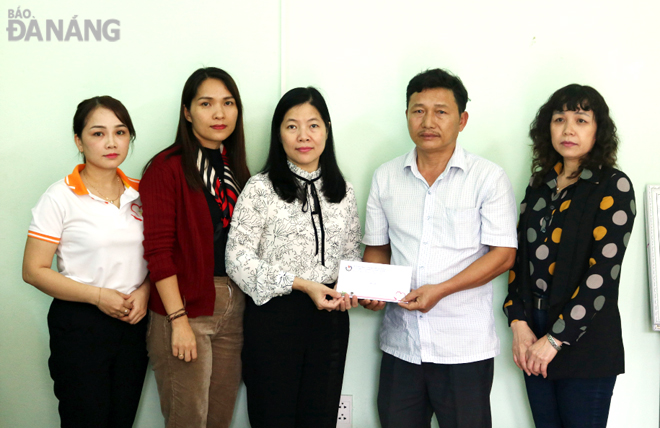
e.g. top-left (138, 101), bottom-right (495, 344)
top-left (533, 294), bottom-right (549, 310)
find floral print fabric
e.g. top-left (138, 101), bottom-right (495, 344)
top-left (226, 162), bottom-right (362, 305)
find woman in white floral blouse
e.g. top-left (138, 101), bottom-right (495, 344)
top-left (226, 87), bottom-right (361, 428)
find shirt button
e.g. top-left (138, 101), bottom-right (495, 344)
top-left (423, 241), bottom-right (428, 245)
top-left (420, 266), bottom-right (425, 269)
top-left (426, 216), bottom-right (431, 220)
top-left (427, 190), bottom-right (432, 195)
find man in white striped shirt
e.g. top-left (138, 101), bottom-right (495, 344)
top-left (361, 69), bottom-right (518, 428)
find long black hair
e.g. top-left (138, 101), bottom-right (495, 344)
top-left (529, 84), bottom-right (618, 187)
top-left (143, 67), bottom-right (250, 189)
top-left (263, 87), bottom-right (346, 203)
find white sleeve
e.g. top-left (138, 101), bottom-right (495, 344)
top-left (225, 178), bottom-right (296, 305)
top-left (341, 184), bottom-right (362, 262)
top-left (362, 169), bottom-right (390, 246)
top-left (479, 169), bottom-right (518, 249)
top-left (28, 188), bottom-right (65, 245)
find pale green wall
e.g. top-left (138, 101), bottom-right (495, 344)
top-left (2, 0), bottom-right (659, 426)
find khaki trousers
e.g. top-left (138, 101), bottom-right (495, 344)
top-left (147, 277), bottom-right (245, 428)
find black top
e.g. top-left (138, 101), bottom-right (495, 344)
top-left (202, 148), bottom-right (229, 277)
top-left (504, 164), bottom-right (636, 379)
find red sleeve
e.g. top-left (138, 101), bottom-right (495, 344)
top-left (141, 155), bottom-right (179, 283)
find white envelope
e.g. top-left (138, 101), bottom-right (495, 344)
top-left (336, 260), bottom-right (412, 302)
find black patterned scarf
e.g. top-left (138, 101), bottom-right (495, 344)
top-left (196, 145), bottom-right (240, 228)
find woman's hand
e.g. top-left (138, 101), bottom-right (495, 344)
top-left (525, 335), bottom-right (559, 378)
top-left (122, 281), bottom-right (150, 325)
top-left (511, 321), bottom-right (537, 375)
top-left (335, 284), bottom-right (358, 312)
top-left (96, 287), bottom-right (133, 319)
top-left (294, 278), bottom-right (342, 311)
top-left (171, 316), bottom-right (197, 363)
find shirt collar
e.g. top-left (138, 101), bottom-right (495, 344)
top-left (65, 164), bottom-right (140, 196)
top-left (404, 143), bottom-right (467, 174)
top-left (288, 160), bottom-right (321, 180)
top-left (545, 162), bottom-right (598, 190)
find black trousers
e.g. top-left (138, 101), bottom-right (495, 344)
top-left (48, 299), bottom-right (148, 428)
top-left (242, 290), bottom-right (349, 428)
top-left (378, 352), bottom-right (494, 428)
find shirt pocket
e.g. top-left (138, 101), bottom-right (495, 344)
top-left (439, 207), bottom-right (481, 249)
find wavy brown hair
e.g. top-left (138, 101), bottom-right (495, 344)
top-left (529, 84), bottom-right (618, 187)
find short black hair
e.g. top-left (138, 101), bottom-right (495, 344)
top-left (406, 68), bottom-right (469, 113)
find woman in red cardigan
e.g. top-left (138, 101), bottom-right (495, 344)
top-left (141, 67), bottom-right (251, 428)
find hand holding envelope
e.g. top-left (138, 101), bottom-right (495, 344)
top-left (336, 261), bottom-right (412, 303)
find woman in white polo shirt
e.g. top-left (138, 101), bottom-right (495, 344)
top-left (22, 96), bottom-right (150, 428)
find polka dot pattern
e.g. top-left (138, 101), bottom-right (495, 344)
top-left (612, 210), bottom-right (627, 226)
top-left (553, 319), bottom-right (566, 334)
top-left (602, 243), bottom-right (618, 258)
top-left (536, 245), bottom-right (549, 260)
top-left (571, 286), bottom-right (580, 299)
top-left (553, 163), bottom-right (562, 174)
top-left (617, 177), bottom-right (631, 192)
top-left (527, 228), bottom-right (537, 243)
top-left (571, 305), bottom-right (586, 320)
top-left (504, 165), bottom-right (636, 347)
top-left (536, 279), bottom-right (548, 292)
top-left (593, 226), bottom-right (607, 241)
top-left (600, 196), bottom-right (614, 210)
top-left (586, 274), bottom-right (603, 289)
top-left (552, 228), bottom-right (562, 243)
top-left (580, 169), bottom-right (593, 180)
top-left (533, 198), bottom-right (546, 211)
top-left (623, 233), bottom-right (631, 247)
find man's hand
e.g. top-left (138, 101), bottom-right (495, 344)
top-left (359, 299), bottom-right (387, 311)
top-left (398, 284), bottom-right (444, 313)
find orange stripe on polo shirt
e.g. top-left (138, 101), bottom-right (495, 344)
top-left (64, 164), bottom-right (88, 196)
top-left (116, 168), bottom-right (140, 191)
top-left (28, 231), bottom-right (60, 244)
top-left (65, 165), bottom-right (141, 193)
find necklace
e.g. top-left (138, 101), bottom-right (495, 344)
top-left (84, 172), bottom-right (123, 203)
top-left (556, 176), bottom-right (578, 193)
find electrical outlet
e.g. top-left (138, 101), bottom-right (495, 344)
top-left (337, 394), bottom-right (352, 428)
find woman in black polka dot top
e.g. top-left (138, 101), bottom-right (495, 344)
top-left (503, 84), bottom-right (635, 428)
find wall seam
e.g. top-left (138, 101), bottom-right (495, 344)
top-left (279, 0), bottom-right (286, 96)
